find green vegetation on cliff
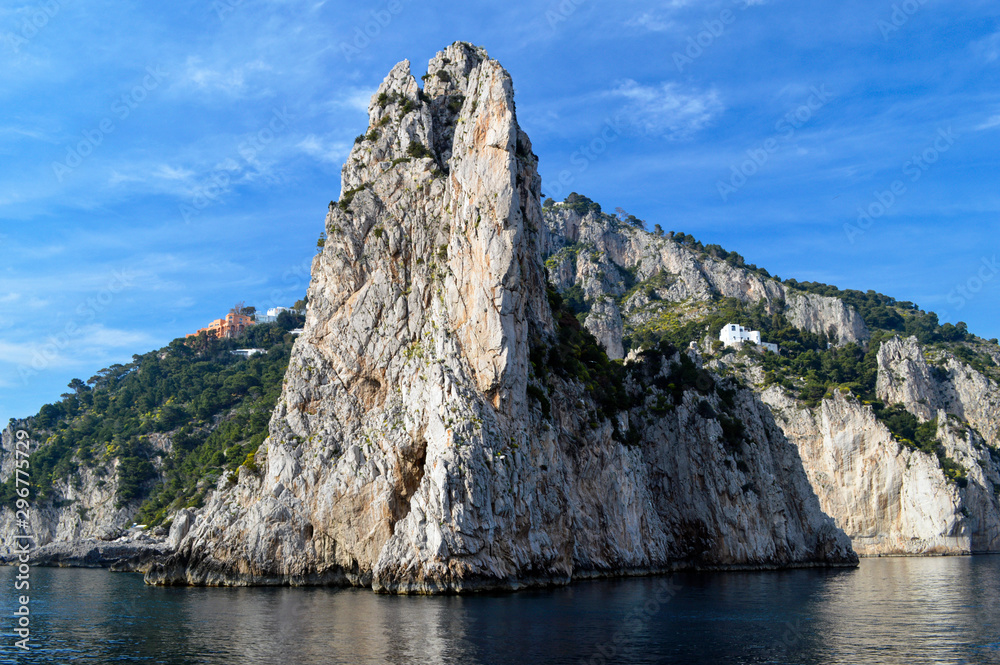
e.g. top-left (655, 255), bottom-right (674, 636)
top-left (782, 278), bottom-right (972, 346)
top-left (544, 193), bottom-right (998, 486)
top-left (2, 315), bottom-right (304, 522)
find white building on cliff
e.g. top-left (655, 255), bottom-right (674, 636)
top-left (255, 306), bottom-right (294, 324)
top-left (720, 323), bottom-right (778, 354)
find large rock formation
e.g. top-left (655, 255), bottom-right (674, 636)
top-left (146, 43), bottom-right (855, 592)
top-left (877, 336), bottom-right (1000, 447)
top-left (762, 389), bottom-right (991, 555)
top-left (541, 197), bottom-right (1000, 557)
top-left (782, 291), bottom-right (869, 347)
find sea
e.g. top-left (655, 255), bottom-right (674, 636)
top-left (1, 555), bottom-right (999, 664)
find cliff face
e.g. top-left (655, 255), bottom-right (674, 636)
top-left (877, 336), bottom-right (1000, 447)
top-left (541, 208), bottom-right (869, 358)
top-left (540, 199), bottom-right (1000, 557)
top-left (0, 426), bottom-right (145, 558)
top-left (712, 336), bottom-right (1000, 556)
top-left (762, 390), bottom-right (982, 555)
top-left (783, 291), bottom-right (869, 347)
top-left (146, 43), bottom-right (855, 592)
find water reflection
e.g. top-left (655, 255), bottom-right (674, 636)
top-left (811, 557), bottom-right (1000, 664)
top-left (2, 557), bottom-right (1000, 664)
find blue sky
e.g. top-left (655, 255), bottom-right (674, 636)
top-left (1, 0), bottom-right (999, 422)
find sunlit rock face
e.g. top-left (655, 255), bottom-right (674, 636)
top-left (755, 338), bottom-right (1000, 556)
top-left (145, 42), bottom-right (856, 593)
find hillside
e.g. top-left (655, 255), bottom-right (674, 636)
top-left (0, 314), bottom-right (303, 560)
top-left (540, 196), bottom-right (1000, 554)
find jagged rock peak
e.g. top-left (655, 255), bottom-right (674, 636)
top-left (320, 41), bottom-right (549, 414)
top-left (145, 44), bottom-right (855, 593)
top-left (344, 42), bottom-right (525, 191)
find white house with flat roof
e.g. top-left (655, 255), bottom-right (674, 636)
top-left (230, 348), bottom-right (266, 358)
top-left (255, 306), bottom-right (294, 324)
top-left (720, 323), bottom-right (778, 353)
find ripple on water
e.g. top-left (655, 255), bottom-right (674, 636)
top-left (1, 556), bottom-right (1000, 665)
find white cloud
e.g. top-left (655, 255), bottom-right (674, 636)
top-left (625, 0), bottom-right (768, 33)
top-left (153, 165), bottom-right (196, 181)
top-left (626, 12), bottom-right (677, 33)
top-left (179, 57), bottom-right (274, 99)
top-left (0, 324), bottom-right (155, 374)
top-left (108, 170), bottom-right (144, 186)
top-left (297, 134), bottom-right (351, 164)
top-left (76, 324), bottom-right (154, 349)
top-left (976, 115), bottom-right (1000, 131)
top-left (0, 125), bottom-right (56, 143)
top-left (610, 80), bottom-right (724, 139)
top-left (325, 87), bottom-right (376, 114)
top-left (973, 31), bottom-right (1000, 63)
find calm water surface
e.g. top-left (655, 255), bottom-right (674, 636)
top-left (1, 556), bottom-right (999, 664)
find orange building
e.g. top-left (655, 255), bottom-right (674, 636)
top-left (187, 312), bottom-right (253, 340)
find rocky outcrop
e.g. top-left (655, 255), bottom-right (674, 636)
top-left (764, 390), bottom-right (968, 555)
top-left (541, 208), bottom-right (869, 353)
top-left (19, 530), bottom-right (171, 571)
top-left (0, 426), bottom-right (30, 483)
top-left (145, 43), bottom-right (856, 592)
top-left (781, 290), bottom-right (869, 346)
top-left (0, 425), bottom-right (169, 567)
top-left (758, 336), bottom-right (1000, 556)
top-left (878, 335), bottom-right (1000, 446)
top-left (584, 298), bottom-right (624, 360)
top-left (876, 336), bottom-right (943, 421)
top-left (938, 416), bottom-right (1000, 552)
top-left (0, 427), bottom-right (141, 559)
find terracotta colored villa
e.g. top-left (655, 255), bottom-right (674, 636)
top-left (186, 312), bottom-right (253, 340)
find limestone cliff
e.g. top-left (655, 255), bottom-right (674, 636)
top-left (145, 43), bottom-right (855, 592)
top-left (541, 207), bottom-right (869, 355)
top-left (877, 335), bottom-right (1000, 447)
top-left (541, 197), bottom-right (1000, 558)
top-left (0, 425), bottom-right (150, 558)
top-left (761, 389), bottom-right (1000, 555)
top-left (708, 336), bottom-right (1000, 556)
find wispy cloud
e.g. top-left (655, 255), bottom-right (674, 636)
top-left (0, 324), bottom-right (154, 370)
top-left (0, 125), bottom-right (56, 143)
top-left (108, 170), bottom-right (144, 186)
top-left (178, 56), bottom-right (274, 99)
top-left (609, 80), bottom-right (724, 139)
top-left (297, 134), bottom-right (350, 164)
top-left (972, 31), bottom-right (1000, 63)
top-left (976, 114), bottom-right (1000, 131)
top-left (624, 0), bottom-right (767, 33)
top-left (626, 12), bottom-right (678, 33)
top-left (76, 324), bottom-right (154, 349)
top-left (153, 164), bottom-right (196, 181)
top-left (326, 87), bottom-right (376, 114)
